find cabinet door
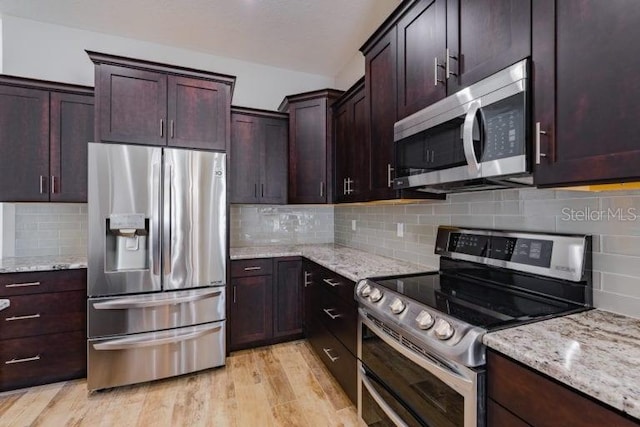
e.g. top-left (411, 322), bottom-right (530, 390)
top-left (350, 90), bottom-right (370, 202)
top-left (302, 261), bottom-right (317, 333)
top-left (50, 92), bottom-right (94, 202)
top-left (98, 64), bottom-right (167, 146)
top-left (534, 0), bottom-right (640, 186)
top-left (229, 275), bottom-right (273, 350)
top-left (446, 0), bottom-right (531, 93)
top-left (366, 28), bottom-right (398, 201)
top-left (273, 259), bottom-right (302, 338)
top-left (288, 98), bottom-right (328, 203)
top-left (230, 113), bottom-right (260, 203)
top-left (167, 76), bottom-right (228, 150)
top-left (260, 117), bottom-right (288, 204)
top-left (333, 101), bottom-right (351, 203)
top-left (0, 85), bottom-right (50, 202)
top-left (396, 0), bottom-right (447, 119)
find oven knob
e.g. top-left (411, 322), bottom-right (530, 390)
top-left (389, 298), bottom-right (406, 314)
top-left (416, 310), bottom-right (435, 330)
top-left (359, 283), bottom-right (372, 297)
top-left (369, 287), bottom-right (383, 303)
top-left (433, 319), bottom-right (455, 340)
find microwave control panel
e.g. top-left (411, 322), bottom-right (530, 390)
top-left (481, 93), bottom-right (526, 161)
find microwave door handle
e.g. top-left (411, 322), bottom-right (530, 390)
top-left (463, 101), bottom-right (481, 173)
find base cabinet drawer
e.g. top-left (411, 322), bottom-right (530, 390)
top-left (315, 287), bottom-right (357, 355)
top-left (307, 316), bottom-right (357, 404)
top-left (0, 330), bottom-right (86, 391)
top-left (0, 269), bottom-right (86, 297)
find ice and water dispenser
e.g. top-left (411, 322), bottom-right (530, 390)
top-left (105, 214), bottom-right (149, 271)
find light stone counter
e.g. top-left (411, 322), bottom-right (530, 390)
top-left (230, 244), bottom-right (433, 281)
top-left (484, 309), bottom-right (640, 420)
top-left (0, 255), bottom-right (87, 273)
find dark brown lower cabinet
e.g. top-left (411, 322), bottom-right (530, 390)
top-left (0, 269), bottom-right (87, 392)
top-left (229, 257), bottom-right (302, 351)
top-left (303, 260), bottom-right (357, 404)
top-left (487, 350), bottom-right (640, 427)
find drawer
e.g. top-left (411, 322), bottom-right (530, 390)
top-left (0, 330), bottom-right (86, 392)
top-left (231, 258), bottom-right (273, 277)
top-left (314, 286), bottom-right (357, 355)
top-left (0, 269), bottom-right (86, 297)
top-left (87, 321), bottom-right (225, 391)
top-left (0, 290), bottom-right (86, 340)
top-left (306, 317), bottom-right (357, 404)
top-left (314, 264), bottom-right (355, 305)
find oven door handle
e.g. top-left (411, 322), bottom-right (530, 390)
top-left (360, 366), bottom-right (410, 427)
top-left (462, 101), bottom-right (481, 173)
top-left (360, 311), bottom-right (476, 399)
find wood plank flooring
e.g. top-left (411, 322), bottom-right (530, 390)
top-left (0, 340), bottom-right (365, 427)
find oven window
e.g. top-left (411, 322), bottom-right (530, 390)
top-left (361, 323), bottom-right (465, 427)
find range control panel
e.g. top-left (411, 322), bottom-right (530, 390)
top-left (448, 232), bottom-right (552, 268)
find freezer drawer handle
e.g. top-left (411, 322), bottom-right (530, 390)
top-left (93, 290), bottom-right (222, 310)
top-left (5, 355), bottom-right (40, 365)
top-left (93, 325), bottom-right (222, 351)
top-left (5, 281), bottom-right (40, 288)
top-left (5, 313), bottom-right (41, 322)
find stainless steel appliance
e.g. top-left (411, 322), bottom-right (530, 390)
top-left (87, 143), bottom-right (226, 391)
top-left (356, 226), bottom-right (592, 426)
top-left (393, 59), bottom-right (533, 193)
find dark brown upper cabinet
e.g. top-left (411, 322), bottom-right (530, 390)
top-left (279, 89), bottom-right (343, 204)
top-left (333, 78), bottom-right (370, 203)
top-left (88, 51), bottom-right (235, 151)
top-left (533, 0), bottom-right (640, 187)
top-left (0, 76), bottom-right (93, 203)
top-left (230, 107), bottom-right (288, 204)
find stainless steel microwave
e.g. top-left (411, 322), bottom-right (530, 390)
top-left (393, 59), bottom-right (532, 193)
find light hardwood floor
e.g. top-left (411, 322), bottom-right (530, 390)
top-left (0, 340), bottom-right (365, 427)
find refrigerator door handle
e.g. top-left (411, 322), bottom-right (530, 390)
top-left (152, 162), bottom-right (162, 276)
top-left (92, 324), bottom-right (222, 351)
top-left (163, 162), bottom-right (172, 276)
top-left (92, 289), bottom-right (223, 310)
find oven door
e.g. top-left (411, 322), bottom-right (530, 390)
top-left (358, 313), bottom-right (485, 427)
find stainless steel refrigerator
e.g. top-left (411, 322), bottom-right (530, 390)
top-left (86, 142), bottom-right (226, 391)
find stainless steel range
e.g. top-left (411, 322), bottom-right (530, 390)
top-left (356, 226), bottom-right (592, 427)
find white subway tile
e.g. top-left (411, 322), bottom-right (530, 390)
top-left (593, 289), bottom-right (640, 319)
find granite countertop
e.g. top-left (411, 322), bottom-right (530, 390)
top-left (230, 244), bottom-right (432, 281)
top-left (484, 309), bottom-right (640, 420)
top-left (0, 255), bottom-right (87, 273)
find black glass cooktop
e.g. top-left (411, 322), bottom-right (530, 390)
top-left (372, 263), bottom-right (588, 330)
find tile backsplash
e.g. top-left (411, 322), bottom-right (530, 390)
top-left (335, 188), bottom-right (640, 319)
top-left (5, 203), bottom-right (88, 257)
top-left (230, 205), bottom-right (333, 247)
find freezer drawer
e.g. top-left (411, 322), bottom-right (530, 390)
top-left (88, 287), bottom-right (225, 338)
top-left (87, 321), bottom-right (225, 391)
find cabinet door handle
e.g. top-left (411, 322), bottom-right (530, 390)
top-left (322, 308), bottom-right (342, 320)
top-left (387, 164), bottom-right (394, 188)
top-left (446, 48), bottom-right (458, 79)
top-left (535, 122), bottom-right (548, 164)
top-left (261, 183), bottom-right (264, 198)
top-left (5, 281), bottom-right (40, 288)
top-left (343, 178), bottom-right (347, 195)
top-left (160, 119), bottom-right (164, 137)
top-left (50, 176), bottom-right (56, 194)
top-left (39, 176), bottom-right (47, 194)
top-left (320, 181), bottom-right (324, 198)
top-left (233, 286), bottom-right (237, 303)
top-left (434, 57), bottom-right (445, 86)
top-left (5, 355), bottom-right (40, 365)
top-left (322, 278), bottom-right (341, 287)
top-left (243, 266), bottom-right (262, 271)
top-left (5, 313), bottom-right (40, 322)
top-left (322, 348), bottom-right (339, 363)
top-left (170, 120), bottom-right (175, 138)
top-left (304, 271), bottom-right (312, 287)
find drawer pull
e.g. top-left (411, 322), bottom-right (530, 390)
top-left (304, 271), bottom-right (312, 287)
top-left (5, 355), bottom-right (40, 365)
top-left (5, 281), bottom-right (41, 288)
top-left (322, 308), bottom-right (342, 320)
top-left (243, 266), bottom-right (262, 271)
top-left (322, 348), bottom-right (339, 363)
top-left (322, 278), bottom-right (341, 287)
top-left (5, 313), bottom-right (41, 322)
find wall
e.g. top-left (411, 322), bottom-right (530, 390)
top-left (0, 16), bottom-right (335, 110)
top-left (334, 52), bottom-right (365, 90)
top-left (335, 188), bottom-right (640, 319)
top-left (230, 205), bottom-right (333, 247)
top-left (2, 203), bottom-right (88, 257)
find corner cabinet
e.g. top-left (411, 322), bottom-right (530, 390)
top-left (533, 0), bottom-right (640, 187)
top-left (279, 89), bottom-right (343, 204)
top-left (230, 107), bottom-right (288, 204)
top-left (88, 51), bottom-right (235, 151)
top-left (0, 76), bottom-right (93, 202)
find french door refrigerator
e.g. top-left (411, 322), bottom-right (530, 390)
top-left (87, 142), bottom-right (226, 391)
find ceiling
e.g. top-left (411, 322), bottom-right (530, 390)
top-left (0, 0), bottom-right (401, 77)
